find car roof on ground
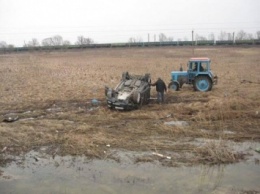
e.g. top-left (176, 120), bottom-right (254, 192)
top-left (189, 57), bottom-right (210, 62)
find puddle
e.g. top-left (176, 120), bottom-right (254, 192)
top-left (0, 149), bottom-right (260, 194)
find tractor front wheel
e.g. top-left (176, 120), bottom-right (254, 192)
top-left (193, 76), bottom-right (212, 92)
top-left (168, 81), bottom-right (179, 91)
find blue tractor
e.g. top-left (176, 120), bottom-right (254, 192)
top-left (168, 58), bottom-right (218, 92)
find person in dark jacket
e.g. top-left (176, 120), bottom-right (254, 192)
top-left (151, 77), bottom-right (167, 103)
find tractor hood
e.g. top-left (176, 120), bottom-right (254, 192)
top-left (170, 71), bottom-right (188, 75)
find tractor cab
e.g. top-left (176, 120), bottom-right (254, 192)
top-left (187, 58), bottom-right (210, 84)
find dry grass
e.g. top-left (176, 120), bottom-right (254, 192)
top-left (194, 139), bottom-right (245, 164)
top-left (0, 46), bottom-right (260, 166)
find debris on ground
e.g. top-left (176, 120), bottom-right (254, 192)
top-left (1, 147), bottom-right (7, 153)
top-left (164, 121), bottom-right (189, 127)
top-left (91, 99), bottom-right (100, 106)
top-left (152, 152), bottom-right (171, 160)
top-left (2, 116), bottom-right (19, 123)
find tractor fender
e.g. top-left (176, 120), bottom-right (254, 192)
top-left (195, 74), bottom-right (212, 82)
top-left (168, 80), bottom-right (180, 88)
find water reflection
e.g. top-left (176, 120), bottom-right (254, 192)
top-left (0, 150), bottom-right (259, 194)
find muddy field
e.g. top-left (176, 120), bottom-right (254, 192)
top-left (0, 46), bottom-right (260, 167)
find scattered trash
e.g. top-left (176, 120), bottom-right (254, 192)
top-left (152, 152), bottom-right (164, 157)
top-left (22, 110), bottom-right (32, 114)
top-left (91, 99), bottom-right (100, 106)
top-left (166, 114), bottom-right (172, 118)
top-left (106, 144), bottom-right (111, 147)
top-left (2, 116), bottom-right (19, 123)
top-left (152, 152), bottom-right (171, 160)
top-left (33, 156), bottom-right (40, 162)
top-left (164, 121), bottom-right (189, 127)
top-left (87, 106), bottom-right (99, 112)
top-left (160, 114), bottom-right (173, 119)
top-left (1, 147), bottom-right (7, 152)
top-left (19, 117), bottom-right (35, 121)
top-left (240, 79), bottom-right (260, 84)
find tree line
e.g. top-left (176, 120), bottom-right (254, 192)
top-left (0, 35), bottom-right (94, 48)
top-left (128, 30), bottom-right (260, 43)
top-left (1, 30), bottom-right (260, 48)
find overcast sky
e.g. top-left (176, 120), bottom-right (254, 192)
top-left (0, 0), bottom-right (259, 46)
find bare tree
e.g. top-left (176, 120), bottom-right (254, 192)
top-left (218, 31), bottom-right (228, 40)
top-left (247, 33), bottom-right (254, 40)
top-left (63, 40), bottom-right (71, 46)
top-left (25, 38), bottom-right (40, 47)
top-left (196, 34), bottom-right (207, 41)
top-left (128, 37), bottom-right (136, 43)
top-left (0, 41), bottom-right (7, 48)
top-left (51, 35), bottom-right (63, 46)
top-left (7, 44), bottom-right (14, 48)
top-left (227, 33), bottom-right (233, 41)
top-left (75, 36), bottom-right (94, 45)
top-left (159, 33), bottom-right (168, 42)
top-left (158, 33), bottom-right (174, 42)
top-left (128, 36), bottom-right (143, 43)
top-left (42, 35), bottom-right (64, 46)
top-left (42, 38), bottom-right (52, 46)
top-left (208, 33), bottom-right (215, 41)
top-left (236, 30), bottom-right (247, 40)
top-left (257, 31), bottom-right (260, 40)
top-left (168, 36), bottom-right (174, 42)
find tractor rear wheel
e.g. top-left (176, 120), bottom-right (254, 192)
top-left (193, 76), bottom-right (212, 92)
top-left (168, 81), bottom-right (179, 91)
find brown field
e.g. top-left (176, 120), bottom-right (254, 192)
top-left (0, 46), bottom-right (260, 166)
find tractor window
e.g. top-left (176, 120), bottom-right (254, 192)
top-left (190, 62), bottom-right (199, 71)
top-left (200, 62), bottom-right (208, 72)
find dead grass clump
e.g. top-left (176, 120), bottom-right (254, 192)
top-left (194, 139), bottom-right (244, 165)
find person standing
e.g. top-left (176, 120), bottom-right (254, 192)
top-left (151, 77), bottom-right (167, 103)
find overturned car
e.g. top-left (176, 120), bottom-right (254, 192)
top-left (105, 72), bottom-right (151, 110)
